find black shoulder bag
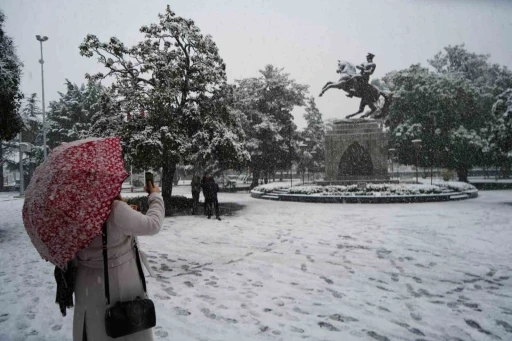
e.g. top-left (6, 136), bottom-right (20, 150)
top-left (102, 222), bottom-right (156, 338)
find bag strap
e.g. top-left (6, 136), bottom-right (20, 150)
top-left (102, 222), bottom-right (111, 305)
top-left (133, 238), bottom-right (147, 293)
top-left (102, 222), bottom-right (147, 306)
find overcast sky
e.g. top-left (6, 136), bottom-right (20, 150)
top-left (3, 0), bottom-right (512, 128)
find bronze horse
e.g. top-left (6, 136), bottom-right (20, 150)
top-left (319, 61), bottom-right (391, 119)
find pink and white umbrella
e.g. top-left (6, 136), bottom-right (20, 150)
top-left (22, 137), bottom-right (129, 268)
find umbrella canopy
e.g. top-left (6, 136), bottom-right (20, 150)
top-left (22, 137), bottom-right (129, 268)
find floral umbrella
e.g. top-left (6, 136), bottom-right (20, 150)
top-left (22, 137), bottom-right (128, 268)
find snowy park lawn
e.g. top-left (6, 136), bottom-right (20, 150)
top-left (0, 189), bottom-right (511, 341)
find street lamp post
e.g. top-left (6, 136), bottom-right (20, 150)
top-left (429, 114), bottom-right (437, 185)
top-left (310, 150), bottom-right (317, 183)
top-left (298, 142), bottom-right (307, 185)
top-left (19, 133), bottom-right (24, 196)
top-left (36, 35), bottom-right (49, 161)
top-left (395, 132), bottom-right (402, 181)
top-left (289, 125), bottom-right (293, 187)
top-left (388, 148), bottom-right (396, 180)
top-left (412, 139), bottom-right (422, 184)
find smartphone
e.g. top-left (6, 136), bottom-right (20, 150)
top-left (145, 172), bottom-right (154, 189)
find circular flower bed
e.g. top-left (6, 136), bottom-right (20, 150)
top-left (251, 181), bottom-right (478, 203)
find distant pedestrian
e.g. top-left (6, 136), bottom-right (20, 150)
top-left (201, 173), bottom-right (221, 220)
top-left (191, 173), bottom-right (202, 215)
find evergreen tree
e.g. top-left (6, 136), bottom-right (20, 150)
top-left (489, 89), bottom-right (512, 177)
top-left (384, 44), bottom-right (512, 182)
top-left (3, 94), bottom-right (43, 188)
top-left (0, 10), bottom-right (23, 142)
top-left (234, 65), bottom-right (308, 188)
top-left (302, 97), bottom-right (325, 175)
top-left (0, 10), bottom-right (24, 190)
top-left (86, 89), bottom-right (125, 138)
top-left (47, 80), bottom-right (103, 148)
top-left (80, 6), bottom-right (248, 214)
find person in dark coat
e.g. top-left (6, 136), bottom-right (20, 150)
top-left (190, 173), bottom-right (202, 215)
top-left (201, 173), bottom-right (221, 220)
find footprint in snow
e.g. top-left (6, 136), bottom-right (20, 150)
top-left (272, 298), bottom-right (285, 306)
top-left (293, 307), bottom-right (309, 315)
top-left (318, 321), bottom-right (339, 331)
top-left (201, 308), bottom-right (217, 319)
top-left (367, 331), bottom-right (390, 341)
top-left (290, 326), bottom-right (304, 333)
top-left (154, 328), bottom-right (169, 338)
top-left (174, 307), bottom-right (191, 316)
top-left (320, 276), bottom-right (333, 284)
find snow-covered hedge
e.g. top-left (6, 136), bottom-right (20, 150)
top-left (253, 181), bottom-right (476, 196)
top-left (288, 184), bottom-right (443, 196)
top-left (252, 183), bottom-right (293, 193)
top-left (432, 181), bottom-right (477, 192)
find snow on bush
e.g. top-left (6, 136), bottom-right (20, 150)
top-left (432, 181), bottom-right (476, 192)
top-left (253, 181), bottom-right (475, 196)
top-left (288, 184), bottom-right (442, 196)
top-left (288, 186), bottom-right (324, 195)
top-left (252, 183), bottom-right (291, 193)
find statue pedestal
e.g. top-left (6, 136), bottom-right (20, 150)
top-left (323, 119), bottom-right (390, 184)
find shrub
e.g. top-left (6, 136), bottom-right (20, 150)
top-left (125, 195), bottom-right (194, 214)
top-left (253, 183), bottom-right (291, 193)
top-left (132, 178), bottom-right (144, 187)
top-left (441, 169), bottom-right (455, 181)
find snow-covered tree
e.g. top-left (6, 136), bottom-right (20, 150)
top-left (21, 93), bottom-right (43, 145)
top-left (234, 65), bottom-right (308, 188)
top-left (302, 97), bottom-right (325, 175)
top-left (488, 88), bottom-right (512, 177)
top-left (428, 44), bottom-right (512, 97)
top-left (3, 94), bottom-right (45, 188)
top-left (0, 10), bottom-right (23, 142)
top-left (0, 10), bottom-right (24, 191)
top-left (386, 61), bottom-right (495, 182)
top-left (85, 89), bottom-right (125, 139)
top-left (79, 6), bottom-right (248, 214)
top-left (47, 80), bottom-right (103, 148)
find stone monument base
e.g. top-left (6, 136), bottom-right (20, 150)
top-left (325, 118), bottom-right (389, 182)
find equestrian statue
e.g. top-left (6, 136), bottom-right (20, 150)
top-left (319, 53), bottom-right (392, 119)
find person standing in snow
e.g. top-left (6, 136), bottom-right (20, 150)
top-left (201, 172), bottom-right (221, 220)
top-left (191, 172), bottom-right (202, 215)
top-left (72, 182), bottom-right (164, 341)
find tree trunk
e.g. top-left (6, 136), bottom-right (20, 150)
top-left (173, 170), bottom-right (180, 186)
top-left (0, 143), bottom-right (4, 191)
top-left (250, 169), bottom-right (260, 189)
top-left (502, 162), bottom-right (511, 179)
top-left (161, 159), bottom-right (176, 216)
top-left (264, 172), bottom-right (268, 184)
top-left (456, 166), bottom-right (469, 183)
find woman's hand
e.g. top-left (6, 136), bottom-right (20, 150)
top-left (145, 181), bottom-right (160, 194)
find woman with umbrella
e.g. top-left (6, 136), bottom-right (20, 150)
top-left (22, 137), bottom-right (165, 340)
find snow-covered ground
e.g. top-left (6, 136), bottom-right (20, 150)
top-left (1, 189), bottom-right (512, 341)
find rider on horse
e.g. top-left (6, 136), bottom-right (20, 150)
top-left (347, 53), bottom-right (376, 97)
